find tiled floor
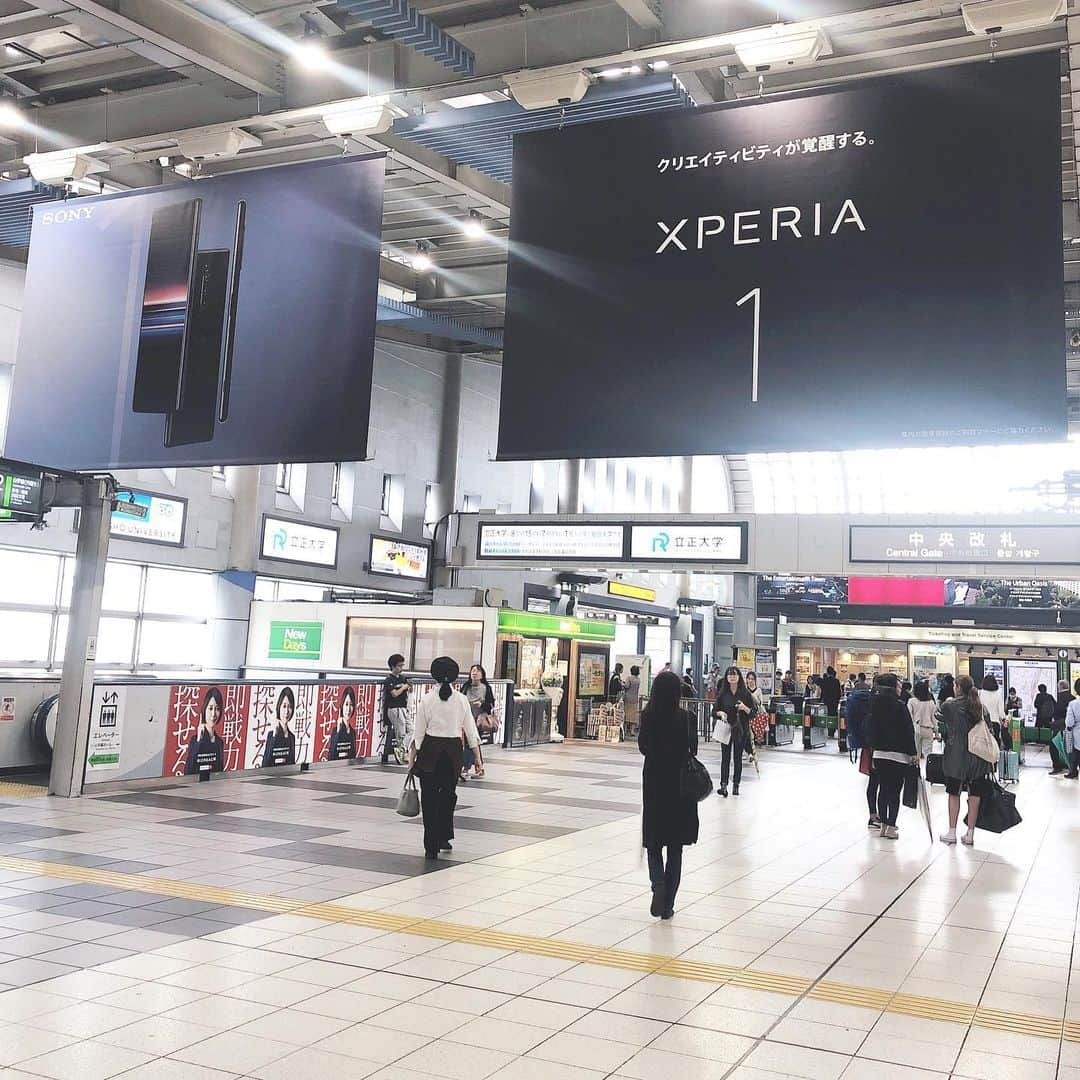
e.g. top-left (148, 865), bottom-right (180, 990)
top-left (0, 738), bottom-right (1077, 1079)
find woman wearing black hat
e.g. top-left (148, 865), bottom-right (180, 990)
top-left (408, 657), bottom-right (483, 860)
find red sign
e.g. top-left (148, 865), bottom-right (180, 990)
top-left (848, 576), bottom-right (945, 606)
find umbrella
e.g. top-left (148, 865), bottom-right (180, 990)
top-left (916, 774), bottom-right (933, 841)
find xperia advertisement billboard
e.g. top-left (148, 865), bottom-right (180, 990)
top-left (6, 154), bottom-right (385, 470)
top-left (498, 53), bottom-right (1064, 460)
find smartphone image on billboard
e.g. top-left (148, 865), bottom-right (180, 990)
top-left (218, 200), bottom-right (245, 423)
top-left (164, 249), bottom-right (229, 447)
top-left (132, 199), bottom-right (201, 413)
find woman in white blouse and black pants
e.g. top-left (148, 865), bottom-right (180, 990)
top-left (409, 656), bottom-right (483, 860)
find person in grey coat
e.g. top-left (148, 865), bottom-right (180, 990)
top-left (940, 675), bottom-right (994, 847)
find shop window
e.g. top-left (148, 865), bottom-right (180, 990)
top-left (644, 624), bottom-right (671, 675)
top-left (0, 549), bottom-right (60, 607)
top-left (0, 610), bottom-right (52, 665)
top-left (414, 619), bottom-right (482, 671)
top-left (144, 567), bottom-right (214, 619)
top-left (137, 620), bottom-right (208, 668)
top-left (345, 617), bottom-right (413, 670)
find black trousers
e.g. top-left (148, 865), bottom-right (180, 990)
top-left (647, 844), bottom-right (683, 909)
top-left (874, 759), bottom-right (905, 827)
top-left (418, 751), bottom-right (458, 856)
top-left (866, 767), bottom-right (880, 816)
top-left (720, 734), bottom-right (744, 787)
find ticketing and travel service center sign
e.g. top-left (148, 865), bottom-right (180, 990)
top-left (477, 521), bottom-right (749, 564)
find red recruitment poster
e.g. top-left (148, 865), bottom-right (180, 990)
top-left (244, 683), bottom-right (318, 769)
top-left (314, 684), bottom-right (377, 762)
top-left (163, 683), bottom-right (250, 778)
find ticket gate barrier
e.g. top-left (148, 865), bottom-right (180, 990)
top-left (768, 697), bottom-right (797, 747)
top-left (803, 701), bottom-right (829, 750)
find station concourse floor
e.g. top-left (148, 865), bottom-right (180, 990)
top-left (0, 741), bottom-right (1077, 1080)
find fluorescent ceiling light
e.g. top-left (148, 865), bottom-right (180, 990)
top-left (412, 241), bottom-right (433, 272)
top-left (649, 59), bottom-right (670, 71)
top-left (597, 63), bottom-right (643, 78)
top-left (462, 210), bottom-right (486, 239)
top-left (25, 149), bottom-right (106, 182)
top-left (322, 98), bottom-right (402, 136)
top-left (961, 0), bottom-right (1065, 33)
top-left (733, 25), bottom-right (830, 70)
top-left (441, 91), bottom-right (505, 109)
top-left (504, 70), bottom-right (589, 110)
top-left (176, 128), bottom-right (261, 159)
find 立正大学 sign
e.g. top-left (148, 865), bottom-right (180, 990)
top-left (629, 523), bottom-right (747, 563)
top-left (260, 515), bottom-right (339, 568)
top-left (268, 621), bottom-right (323, 660)
top-left (497, 609), bottom-right (616, 642)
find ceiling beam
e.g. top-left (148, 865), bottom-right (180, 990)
top-left (35, 0), bottom-right (283, 97)
top-left (613, 0), bottom-right (662, 32)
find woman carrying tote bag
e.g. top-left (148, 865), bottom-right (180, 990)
top-left (940, 675), bottom-right (995, 847)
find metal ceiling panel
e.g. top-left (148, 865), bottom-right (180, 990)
top-left (0, 177), bottom-right (62, 247)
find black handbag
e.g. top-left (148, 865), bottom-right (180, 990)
top-left (901, 764), bottom-right (919, 809)
top-left (925, 753), bottom-right (946, 785)
top-left (679, 712), bottom-right (713, 802)
top-left (970, 781), bottom-right (1022, 834)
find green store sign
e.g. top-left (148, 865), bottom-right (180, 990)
top-left (497, 609), bottom-right (615, 642)
top-left (268, 621), bottom-right (324, 660)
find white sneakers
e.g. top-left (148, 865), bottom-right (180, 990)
top-left (880, 825), bottom-right (899, 839)
top-left (939, 829), bottom-right (975, 846)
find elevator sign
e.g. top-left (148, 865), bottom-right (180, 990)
top-left (850, 524), bottom-right (1080, 565)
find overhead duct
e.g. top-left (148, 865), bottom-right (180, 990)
top-left (338, 0), bottom-right (474, 75)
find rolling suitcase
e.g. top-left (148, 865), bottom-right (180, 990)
top-left (925, 753), bottom-right (946, 786)
top-left (998, 749), bottom-right (1019, 784)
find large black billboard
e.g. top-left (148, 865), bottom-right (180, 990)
top-left (7, 154), bottom-right (385, 470)
top-left (498, 54), bottom-right (1063, 460)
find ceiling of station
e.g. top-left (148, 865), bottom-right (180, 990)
top-left (0, 0), bottom-right (1073, 418)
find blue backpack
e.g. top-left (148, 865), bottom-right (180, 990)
top-left (845, 689), bottom-right (871, 752)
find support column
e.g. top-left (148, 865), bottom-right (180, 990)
top-left (50, 479), bottom-right (111, 798)
top-left (435, 353), bottom-right (462, 522)
top-left (675, 456), bottom-right (693, 600)
top-left (557, 460), bottom-right (581, 515)
top-left (733, 572), bottom-right (757, 652)
top-left (227, 465), bottom-right (261, 570)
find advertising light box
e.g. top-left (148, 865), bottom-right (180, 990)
top-left (0, 460), bottom-right (43, 520)
top-left (111, 489), bottom-right (186, 547)
top-left (850, 525), bottom-right (1080, 565)
top-left (478, 522), bottom-right (625, 561)
top-left (260, 515), bottom-right (338, 569)
top-left (7, 154), bottom-right (385, 471)
top-left (369, 534), bottom-right (430, 580)
top-left (498, 54), bottom-right (1063, 459)
top-left (629, 523), bottom-right (747, 563)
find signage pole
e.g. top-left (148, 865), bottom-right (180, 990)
top-left (50, 478), bottom-right (111, 798)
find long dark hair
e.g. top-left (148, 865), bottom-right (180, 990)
top-left (938, 673), bottom-right (955, 703)
top-left (722, 665), bottom-right (747, 698)
top-left (201, 687), bottom-right (223, 728)
top-left (339, 686), bottom-right (356, 725)
top-left (643, 669), bottom-right (683, 721)
top-left (913, 679), bottom-right (933, 703)
top-left (431, 656), bottom-right (460, 700)
top-left (275, 687), bottom-right (294, 729)
top-left (956, 674), bottom-right (982, 717)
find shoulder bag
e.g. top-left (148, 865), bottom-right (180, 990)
top-left (396, 772), bottom-right (420, 817)
top-left (679, 712), bottom-right (713, 802)
top-left (968, 715), bottom-right (999, 765)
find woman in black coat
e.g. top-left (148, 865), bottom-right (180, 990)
top-left (712, 666), bottom-right (757, 798)
top-left (639, 670), bottom-right (699, 921)
top-left (820, 666), bottom-right (842, 716)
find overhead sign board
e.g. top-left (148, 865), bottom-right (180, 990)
top-left (629, 523), bottom-right (747, 564)
top-left (0, 460), bottom-right (43, 520)
top-left (369, 534), bottom-right (430, 580)
top-left (111, 489), bottom-right (186, 547)
top-left (497, 608), bottom-right (617, 642)
top-left (850, 525), bottom-right (1080, 565)
top-left (260, 515), bottom-right (339, 569)
top-left (478, 522), bottom-right (624, 561)
top-left (498, 54), bottom-right (1063, 459)
top-left (268, 621), bottom-right (323, 660)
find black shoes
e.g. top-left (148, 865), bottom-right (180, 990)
top-left (718, 786), bottom-right (728, 798)
top-left (661, 908), bottom-right (674, 920)
top-left (650, 884), bottom-right (666, 917)
top-left (732, 785), bottom-right (740, 796)
top-left (1067, 772), bottom-right (1079, 780)
top-left (424, 851), bottom-right (438, 860)
top-left (440, 843), bottom-right (453, 852)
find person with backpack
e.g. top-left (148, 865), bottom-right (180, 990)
top-left (867, 674), bottom-right (919, 839)
top-left (844, 676), bottom-right (877, 829)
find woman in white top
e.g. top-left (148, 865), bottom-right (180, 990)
top-left (978, 674), bottom-right (1007, 745)
top-left (908, 679), bottom-right (938, 761)
top-left (408, 656), bottom-right (482, 860)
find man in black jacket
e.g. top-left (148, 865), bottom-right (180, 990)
top-left (866, 674), bottom-right (918, 839)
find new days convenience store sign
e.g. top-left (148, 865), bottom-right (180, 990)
top-left (268, 621), bottom-right (323, 660)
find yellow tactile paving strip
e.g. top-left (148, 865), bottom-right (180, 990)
top-left (0, 853), bottom-right (1071, 1041)
top-left (0, 782), bottom-right (48, 798)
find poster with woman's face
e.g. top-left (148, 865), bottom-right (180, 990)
top-left (163, 684), bottom-right (249, 777)
top-left (313, 684), bottom-right (377, 762)
top-left (244, 683), bottom-right (316, 768)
